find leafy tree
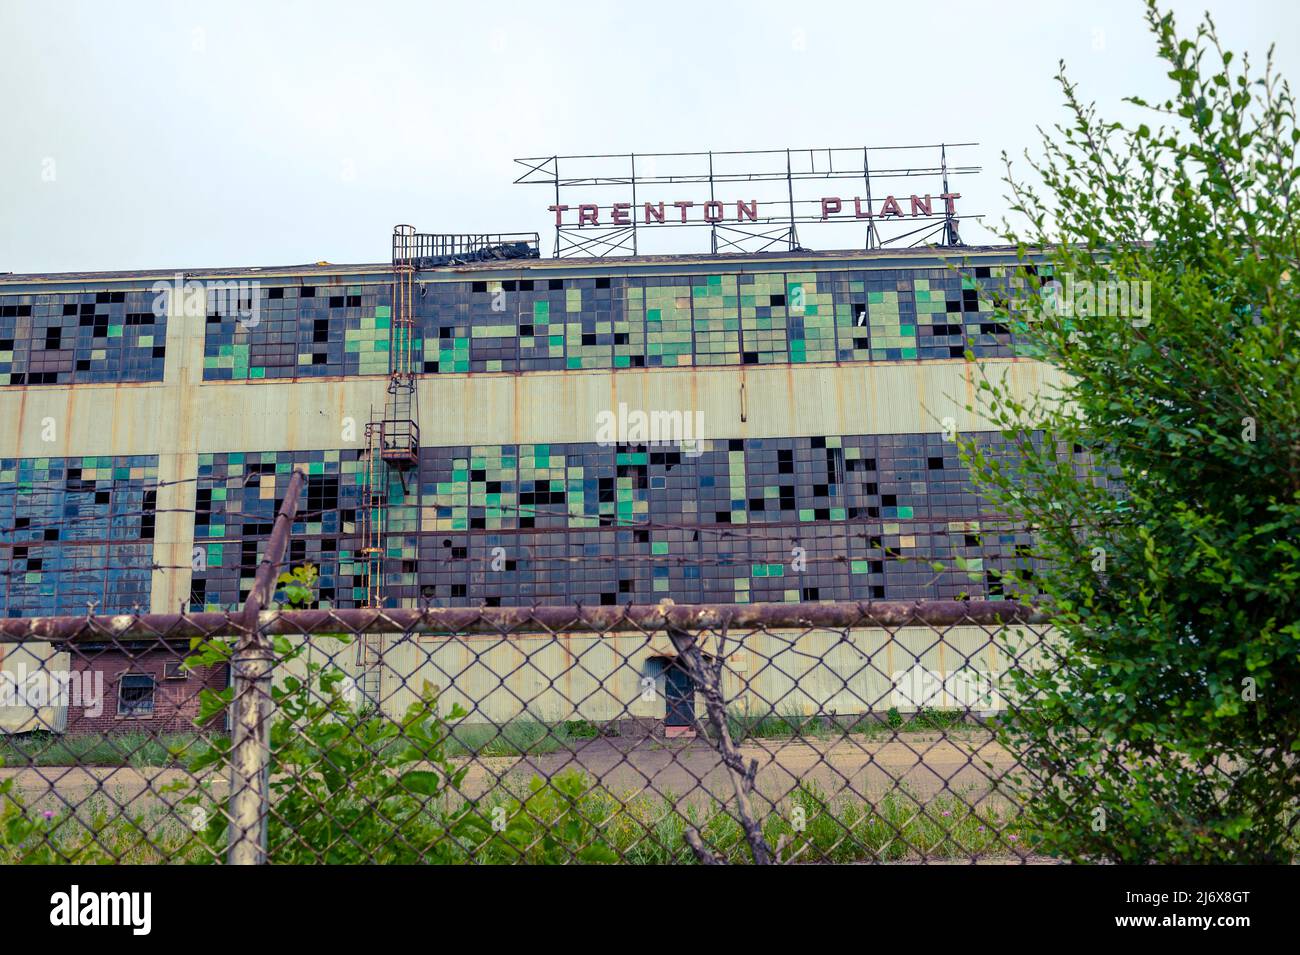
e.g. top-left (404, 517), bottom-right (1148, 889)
top-left (965, 0), bottom-right (1300, 861)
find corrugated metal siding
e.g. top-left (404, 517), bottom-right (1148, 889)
top-left (0, 642), bottom-right (70, 734)
top-left (1, 625), bottom-right (1051, 734)
top-left (372, 625), bottom-right (1043, 724)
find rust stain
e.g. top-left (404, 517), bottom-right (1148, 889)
top-left (783, 364), bottom-right (795, 434)
top-left (283, 387), bottom-right (298, 449)
top-left (738, 367), bottom-right (747, 427)
top-left (12, 387), bottom-right (28, 456)
top-left (865, 367), bottom-right (879, 428)
top-left (832, 366), bottom-right (847, 433)
top-left (608, 369), bottom-right (618, 445)
top-left (561, 634), bottom-right (574, 708)
top-left (61, 379), bottom-right (157, 389)
top-left (103, 388), bottom-right (120, 456)
top-left (689, 369), bottom-right (700, 431)
top-left (512, 373), bottom-right (522, 446)
top-left (964, 361), bottom-right (978, 420)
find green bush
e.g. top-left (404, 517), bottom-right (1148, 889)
top-left (178, 636), bottom-right (490, 863)
top-left (967, 1), bottom-right (1300, 861)
top-left (473, 771), bottom-right (618, 864)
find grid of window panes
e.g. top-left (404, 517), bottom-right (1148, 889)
top-left (0, 291), bottom-right (167, 385)
top-left (186, 432), bottom-right (1050, 610)
top-left (191, 450), bottom-right (371, 610)
top-left (201, 284), bottom-right (390, 380)
top-left (0, 455), bottom-right (158, 616)
top-left (189, 263), bottom-right (1040, 381)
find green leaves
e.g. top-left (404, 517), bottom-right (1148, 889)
top-left (274, 563), bottom-right (318, 609)
top-left (175, 636), bottom-right (488, 864)
top-left (172, 639), bottom-right (626, 864)
top-left (474, 771), bottom-right (619, 865)
top-left (977, 0), bottom-right (1300, 863)
top-left (398, 771), bottom-right (446, 797)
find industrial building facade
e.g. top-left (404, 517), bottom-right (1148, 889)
top-left (0, 245), bottom-right (1059, 624)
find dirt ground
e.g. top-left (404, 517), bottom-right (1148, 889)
top-left (0, 730), bottom-right (1018, 812)
top-left (463, 732), bottom-right (1016, 807)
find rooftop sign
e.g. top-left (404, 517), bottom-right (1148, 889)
top-left (515, 144), bottom-right (979, 258)
top-left (547, 193), bottom-right (963, 226)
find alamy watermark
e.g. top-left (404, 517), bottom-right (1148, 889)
top-left (49, 885), bottom-right (151, 935)
top-left (890, 664), bottom-right (1004, 715)
top-left (151, 273), bottom-right (261, 328)
top-left (0, 666), bottom-right (104, 718)
top-left (595, 403), bottom-right (706, 457)
top-left (1041, 273), bottom-right (1151, 327)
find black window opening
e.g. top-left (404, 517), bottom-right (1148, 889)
top-left (118, 674), bottom-right (156, 717)
top-left (306, 474), bottom-right (340, 514)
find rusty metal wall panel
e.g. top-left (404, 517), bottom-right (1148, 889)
top-left (372, 625), bottom-right (1042, 724)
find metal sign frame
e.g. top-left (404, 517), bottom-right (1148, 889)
top-left (514, 144), bottom-right (980, 258)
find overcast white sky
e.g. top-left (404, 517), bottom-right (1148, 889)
top-left (1, 0), bottom-right (1296, 273)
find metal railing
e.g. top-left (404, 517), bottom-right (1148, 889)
top-left (392, 230), bottom-right (541, 267)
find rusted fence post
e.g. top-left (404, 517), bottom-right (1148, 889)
top-left (228, 468), bottom-right (306, 865)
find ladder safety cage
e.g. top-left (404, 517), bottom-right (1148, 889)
top-left (357, 226), bottom-right (539, 610)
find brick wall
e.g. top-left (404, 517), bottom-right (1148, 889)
top-left (64, 646), bottom-right (228, 735)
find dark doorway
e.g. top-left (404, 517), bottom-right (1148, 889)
top-left (664, 659), bottom-right (697, 733)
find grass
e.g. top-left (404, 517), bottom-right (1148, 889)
top-left (420, 772), bottom-right (1031, 864)
top-left (727, 706), bottom-right (982, 743)
top-left (3, 755), bottom-right (1029, 864)
top-left (443, 717), bottom-right (609, 757)
top-left (727, 707), bottom-right (837, 742)
top-left (3, 723), bottom-right (604, 766)
top-left (1, 710), bottom-right (984, 767)
top-left (0, 732), bottom-right (217, 768)
top-left (889, 707), bottom-right (971, 731)
top-left (0, 792), bottom-right (218, 864)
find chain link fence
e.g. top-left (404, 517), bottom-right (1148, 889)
top-left (0, 600), bottom-right (1059, 864)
